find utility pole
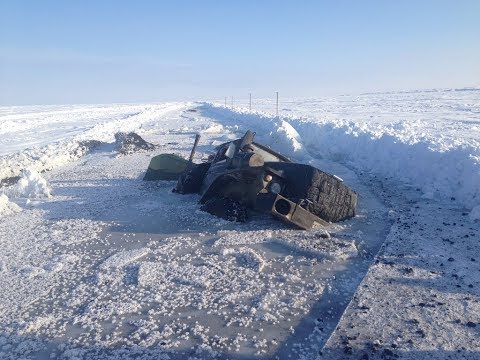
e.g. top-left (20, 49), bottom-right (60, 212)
top-left (276, 91), bottom-right (279, 117)
top-left (224, 97), bottom-right (227, 106)
top-left (231, 96), bottom-right (233, 109)
top-left (249, 93), bottom-right (252, 111)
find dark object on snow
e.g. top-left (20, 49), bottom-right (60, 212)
top-left (114, 132), bottom-right (155, 155)
top-left (175, 162), bottom-right (210, 193)
top-left (187, 134), bottom-right (201, 164)
top-left (147, 130), bottom-right (358, 229)
top-left (200, 197), bottom-right (248, 222)
top-left (78, 139), bottom-right (110, 156)
top-left (0, 176), bottom-right (21, 187)
top-left (144, 134), bottom-right (202, 181)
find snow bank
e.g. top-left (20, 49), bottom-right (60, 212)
top-left (0, 140), bottom-right (89, 181)
top-left (0, 103), bottom-right (187, 180)
top-left (200, 103), bottom-right (480, 210)
top-left (268, 119), bottom-right (307, 160)
top-left (7, 168), bottom-right (52, 199)
top-left (0, 194), bottom-right (21, 217)
top-left (294, 120), bottom-right (480, 210)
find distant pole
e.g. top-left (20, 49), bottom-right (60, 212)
top-left (249, 93), bottom-right (252, 111)
top-left (231, 96), bottom-right (233, 109)
top-left (276, 91), bottom-right (279, 117)
top-left (225, 97), bottom-right (227, 106)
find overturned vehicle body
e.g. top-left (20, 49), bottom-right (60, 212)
top-left (145, 130), bottom-right (358, 230)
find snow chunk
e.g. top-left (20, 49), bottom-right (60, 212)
top-left (268, 120), bottom-right (306, 160)
top-left (98, 248), bottom-right (150, 286)
top-left (7, 168), bottom-right (52, 198)
top-left (275, 233), bottom-right (358, 260)
top-left (0, 194), bottom-right (21, 216)
top-left (214, 229), bottom-right (274, 247)
top-left (421, 189), bottom-right (434, 200)
top-left (139, 259), bottom-right (218, 289)
top-left (202, 123), bottom-right (224, 134)
top-left (223, 247), bottom-right (266, 272)
top-left (100, 248), bottom-right (150, 270)
top-left (18, 265), bottom-right (45, 278)
top-left (469, 205), bottom-right (480, 222)
top-left (24, 315), bottom-right (55, 333)
top-left (43, 254), bottom-right (79, 273)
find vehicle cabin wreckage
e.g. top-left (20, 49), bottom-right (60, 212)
top-left (144, 130), bottom-right (358, 230)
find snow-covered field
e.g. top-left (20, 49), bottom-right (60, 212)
top-left (0, 88), bottom-right (479, 359)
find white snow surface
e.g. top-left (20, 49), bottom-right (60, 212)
top-left (0, 89), bottom-right (479, 359)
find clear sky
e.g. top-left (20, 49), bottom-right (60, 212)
top-left (1, 0), bottom-right (479, 105)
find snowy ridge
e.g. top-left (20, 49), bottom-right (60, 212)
top-left (0, 102), bottom-right (188, 180)
top-left (201, 102), bottom-right (480, 210)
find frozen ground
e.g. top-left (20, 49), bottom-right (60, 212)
top-left (0, 88), bottom-right (479, 359)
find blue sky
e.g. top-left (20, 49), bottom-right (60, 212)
top-left (1, 0), bottom-right (479, 105)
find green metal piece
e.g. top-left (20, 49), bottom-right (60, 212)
top-left (143, 153), bottom-right (189, 181)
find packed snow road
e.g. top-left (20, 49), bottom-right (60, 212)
top-left (0, 89), bottom-right (479, 359)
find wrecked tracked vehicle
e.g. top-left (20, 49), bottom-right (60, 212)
top-left (145, 130), bottom-right (358, 230)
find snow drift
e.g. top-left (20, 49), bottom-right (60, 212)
top-left (5, 168), bottom-right (52, 199)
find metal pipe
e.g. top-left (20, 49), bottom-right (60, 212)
top-left (188, 134), bottom-right (201, 165)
